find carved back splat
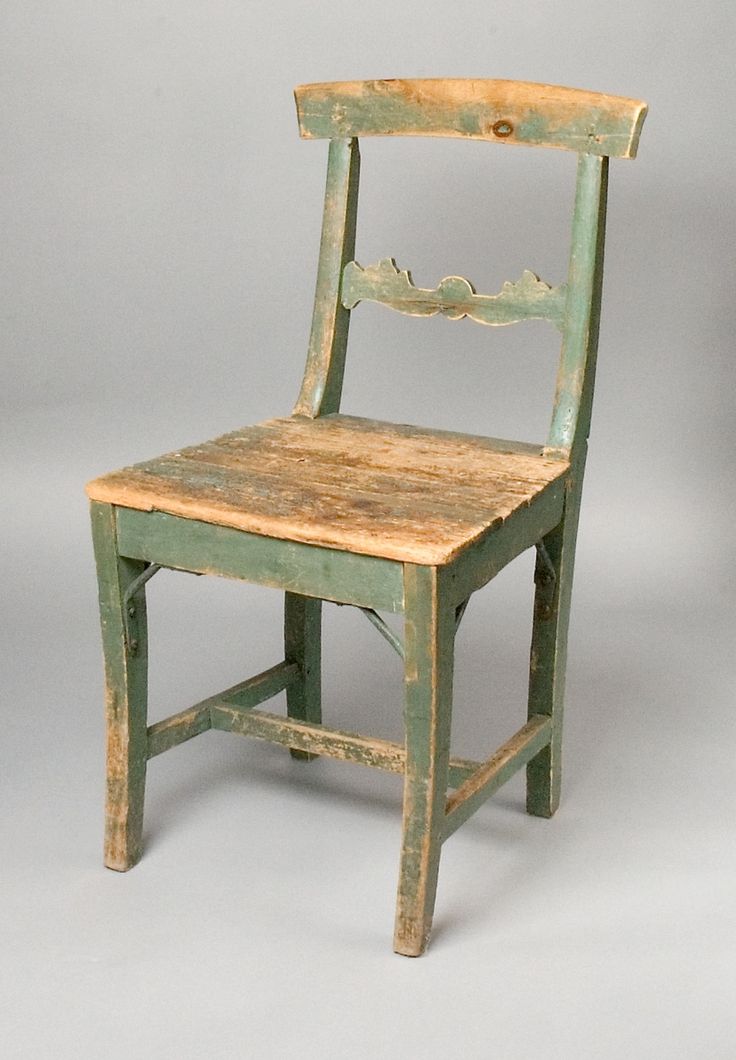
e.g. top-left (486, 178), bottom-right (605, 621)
top-left (342, 260), bottom-right (567, 330)
top-left (293, 80), bottom-right (646, 460)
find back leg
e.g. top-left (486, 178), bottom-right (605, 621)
top-left (526, 498), bottom-right (579, 818)
top-left (284, 592), bottom-right (322, 761)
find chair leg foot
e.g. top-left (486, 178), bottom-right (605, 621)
top-left (394, 837), bottom-right (443, 956)
top-left (394, 794), bottom-right (445, 958)
top-left (526, 744), bottom-right (560, 819)
top-left (394, 918), bottom-right (434, 957)
top-left (104, 810), bottom-right (145, 872)
top-left (104, 713), bottom-right (147, 871)
top-left (394, 565), bottom-right (453, 957)
top-left (284, 593), bottom-right (322, 762)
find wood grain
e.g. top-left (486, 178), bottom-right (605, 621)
top-left (546, 154), bottom-right (608, 456)
top-left (114, 506), bottom-right (405, 614)
top-left (529, 153), bottom-right (609, 818)
top-left (343, 259), bottom-right (566, 329)
top-left (145, 664), bottom-right (299, 759)
top-left (284, 593), bottom-right (322, 760)
top-left (90, 502), bottom-right (149, 871)
top-left (210, 703), bottom-right (405, 770)
top-left (294, 137), bottom-right (360, 417)
top-left (444, 714), bottom-right (552, 839)
top-left (394, 564), bottom-right (454, 957)
top-left (295, 79), bottom-right (647, 158)
top-left (86, 415), bottom-right (569, 566)
top-left (147, 704), bottom-right (211, 759)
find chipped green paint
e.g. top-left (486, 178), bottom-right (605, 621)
top-left (342, 259), bottom-right (567, 329)
top-left (115, 507), bottom-right (405, 614)
top-left (293, 137), bottom-right (360, 417)
top-left (394, 564), bottom-right (454, 957)
top-left (443, 477), bottom-right (566, 606)
top-left (284, 593), bottom-right (323, 760)
top-left (295, 79), bottom-right (647, 158)
top-left (547, 153), bottom-right (609, 456)
top-left (90, 501), bottom-right (149, 871)
top-left (527, 153), bottom-right (609, 817)
top-left (444, 714), bottom-right (553, 839)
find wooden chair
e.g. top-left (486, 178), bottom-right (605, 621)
top-left (87, 79), bottom-right (647, 956)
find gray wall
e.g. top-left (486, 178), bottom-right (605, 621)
top-left (3, 3), bottom-right (734, 1057)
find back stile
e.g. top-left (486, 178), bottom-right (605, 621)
top-left (294, 137), bottom-right (360, 418)
top-left (546, 153), bottom-right (609, 460)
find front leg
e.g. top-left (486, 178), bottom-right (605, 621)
top-left (284, 592), bottom-right (322, 761)
top-left (394, 565), bottom-right (454, 957)
top-left (90, 502), bottom-right (149, 871)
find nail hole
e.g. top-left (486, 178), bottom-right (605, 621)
top-left (492, 119), bottom-right (514, 138)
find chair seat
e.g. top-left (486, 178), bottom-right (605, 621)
top-left (86, 414), bottom-right (568, 565)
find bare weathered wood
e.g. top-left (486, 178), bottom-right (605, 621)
top-left (147, 705), bottom-right (212, 759)
top-left (209, 701), bottom-right (479, 786)
top-left (443, 475), bottom-right (566, 606)
top-left (285, 593), bottom-right (322, 761)
top-left (526, 494), bottom-right (580, 817)
top-left (210, 703), bottom-right (405, 770)
top-left (146, 663), bottom-right (299, 758)
top-left (447, 756), bottom-right (480, 789)
top-left (87, 414), bottom-right (568, 566)
top-left (343, 260), bottom-right (566, 329)
top-left (528, 153), bottom-right (609, 818)
top-left (90, 501), bottom-right (149, 871)
top-left (394, 564), bottom-right (454, 957)
top-left (294, 137), bottom-right (360, 417)
top-left (295, 79), bottom-right (647, 158)
top-left (443, 715), bottom-right (552, 840)
top-left (113, 507), bottom-right (405, 614)
top-left (210, 662), bottom-right (301, 710)
top-left (547, 154), bottom-right (609, 456)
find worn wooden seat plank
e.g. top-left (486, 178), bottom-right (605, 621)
top-left (87, 414), bottom-right (568, 565)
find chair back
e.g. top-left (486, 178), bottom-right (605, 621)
top-left (292, 79), bottom-right (647, 460)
